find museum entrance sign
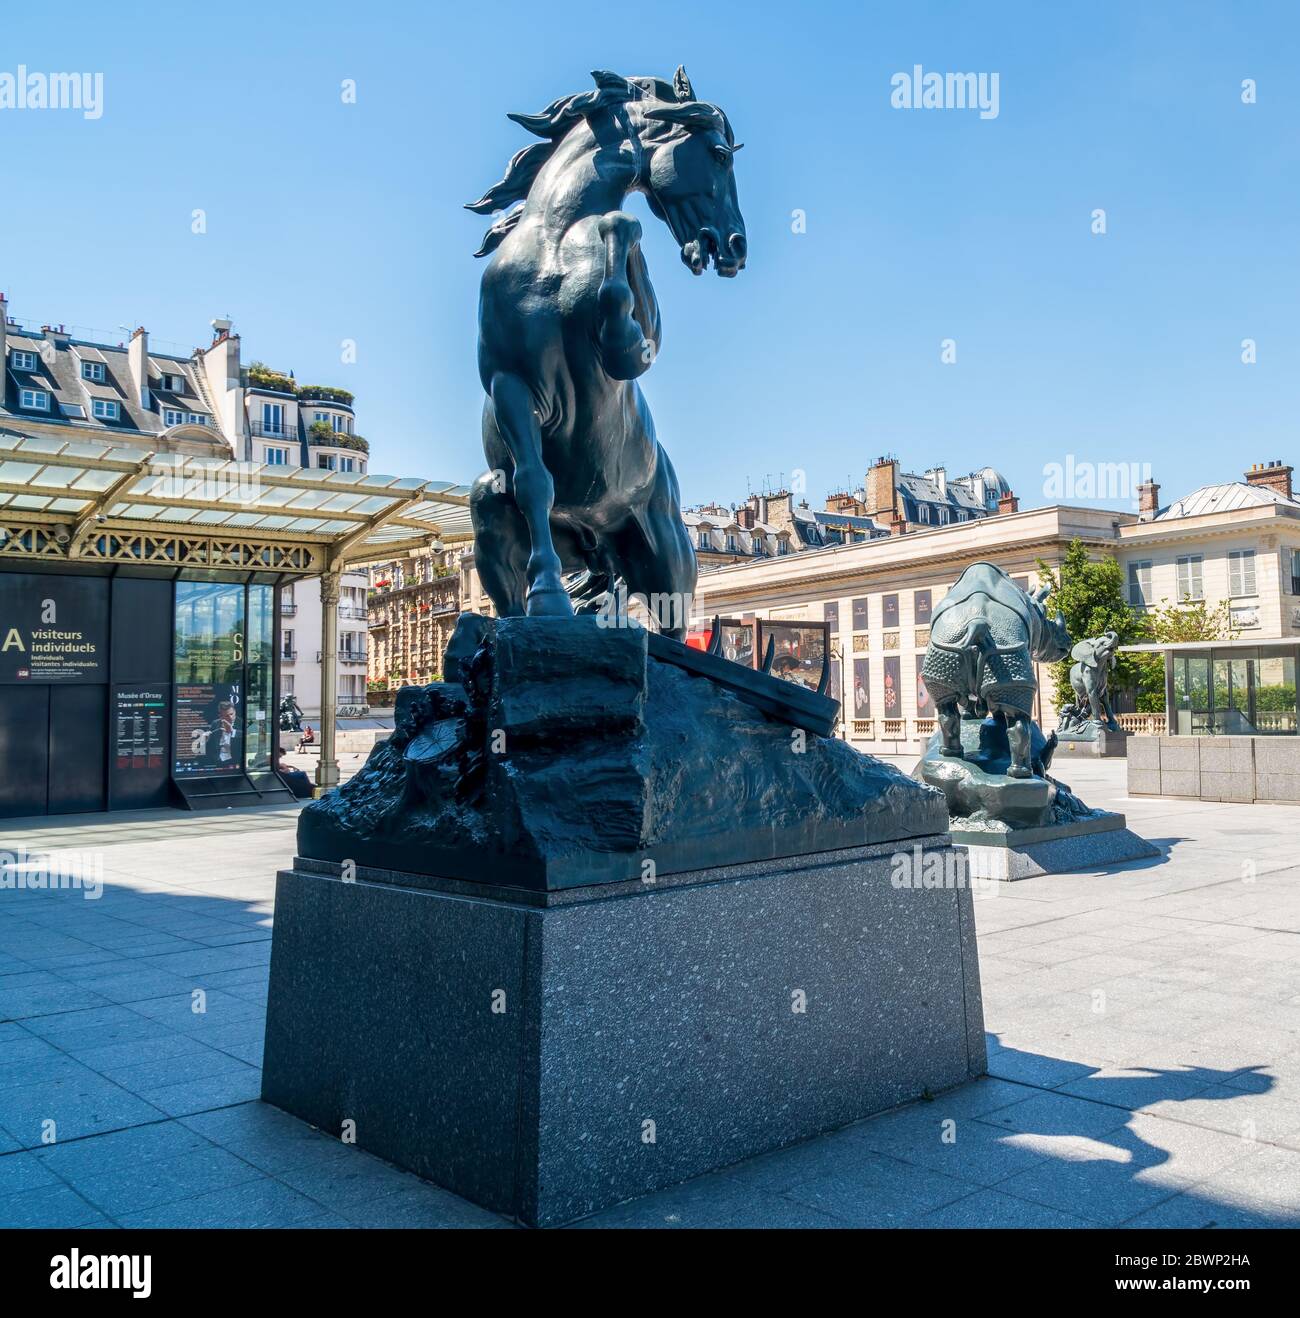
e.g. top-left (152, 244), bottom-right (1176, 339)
top-left (0, 573), bottom-right (107, 684)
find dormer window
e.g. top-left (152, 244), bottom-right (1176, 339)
top-left (697, 531), bottom-right (710, 550)
top-left (11, 350), bottom-right (39, 372)
top-left (92, 399), bottom-right (120, 421)
top-left (81, 360), bottom-right (106, 382)
top-left (187, 413), bottom-right (208, 426)
top-left (163, 408), bottom-right (184, 427)
top-left (158, 372), bottom-right (185, 394)
top-left (20, 388), bottom-right (49, 410)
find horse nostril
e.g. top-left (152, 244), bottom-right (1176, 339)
top-left (728, 233), bottom-right (747, 261)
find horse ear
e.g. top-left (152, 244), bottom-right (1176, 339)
top-left (643, 102), bottom-right (725, 134)
top-left (590, 69), bottom-right (638, 100)
top-left (673, 65), bottom-right (696, 101)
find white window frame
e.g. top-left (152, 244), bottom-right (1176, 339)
top-left (340, 457), bottom-right (355, 472)
top-left (1176, 554), bottom-right (1204, 602)
top-left (91, 398), bottom-right (120, 421)
top-left (162, 408), bottom-right (184, 427)
top-left (263, 447), bottom-right (288, 466)
top-left (262, 402), bottom-right (285, 435)
top-left (81, 360), bottom-right (106, 382)
top-left (19, 388), bottom-right (49, 410)
top-left (187, 413), bottom-right (208, 426)
top-left (1128, 560), bottom-right (1153, 608)
top-left (1228, 549), bottom-right (1257, 598)
top-left (11, 349), bottom-right (39, 372)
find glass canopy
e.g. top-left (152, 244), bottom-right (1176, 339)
top-left (0, 431), bottom-right (472, 563)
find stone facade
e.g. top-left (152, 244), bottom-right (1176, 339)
top-left (692, 504), bottom-right (1126, 756)
top-left (365, 550), bottom-right (464, 691)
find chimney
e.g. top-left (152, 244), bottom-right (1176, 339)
top-left (0, 290), bottom-right (6, 362)
top-left (889, 513), bottom-right (906, 536)
top-left (866, 455), bottom-right (898, 523)
top-left (736, 506), bottom-right (755, 529)
top-left (1137, 477), bottom-right (1161, 520)
top-left (1244, 460), bottom-right (1292, 501)
top-left (925, 466), bottom-right (947, 496)
top-left (127, 326), bottom-right (149, 408)
top-left (997, 491), bottom-right (1019, 515)
top-left (196, 317), bottom-right (242, 452)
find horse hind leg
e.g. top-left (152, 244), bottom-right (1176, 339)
top-left (607, 445), bottom-right (696, 641)
top-left (469, 472), bottom-right (529, 617)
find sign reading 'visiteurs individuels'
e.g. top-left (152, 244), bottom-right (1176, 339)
top-left (0, 574), bottom-right (107, 684)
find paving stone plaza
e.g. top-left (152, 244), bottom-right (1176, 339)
top-left (2, 756), bottom-right (1297, 1230)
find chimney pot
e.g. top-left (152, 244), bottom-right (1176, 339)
top-left (1244, 460), bottom-right (1293, 501)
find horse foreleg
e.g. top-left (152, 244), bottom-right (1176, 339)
top-left (488, 372), bottom-right (570, 618)
top-left (596, 212), bottom-right (658, 381)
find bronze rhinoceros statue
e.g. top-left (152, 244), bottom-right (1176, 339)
top-left (920, 562), bottom-right (1071, 779)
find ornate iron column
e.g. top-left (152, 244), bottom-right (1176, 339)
top-left (315, 569), bottom-right (341, 796)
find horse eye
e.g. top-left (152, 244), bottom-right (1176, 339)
top-left (712, 145), bottom-right (732, 166)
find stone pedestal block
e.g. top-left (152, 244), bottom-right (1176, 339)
top-left (261, 841), bottom-right (986, 1227)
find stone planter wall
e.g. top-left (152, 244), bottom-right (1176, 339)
top-left (1128, 735), bottom-right (1300, 803)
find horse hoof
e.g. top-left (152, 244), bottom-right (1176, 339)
top-left (940, 747), bottom-right (965, 759)
top-left (525, 587), bottom-right (574, 618)
top-left (1006, 765), bottom-right (1032, 779)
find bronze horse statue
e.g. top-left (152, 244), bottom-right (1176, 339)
top-left (466, 67), bottom-right (747, 638)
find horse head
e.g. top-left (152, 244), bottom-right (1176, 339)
top-left (636, 68), bottom-right (748, 278)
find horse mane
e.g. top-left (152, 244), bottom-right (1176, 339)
top-left (465, 67), bottom-right (726, 257)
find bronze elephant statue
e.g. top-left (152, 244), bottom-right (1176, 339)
top-left (1068, 629), bottom-right (1121, 731)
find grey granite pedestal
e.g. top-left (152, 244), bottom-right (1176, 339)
top-left (952, 813), bottom-right (1160, 881)
top-left (1053, 727), bottom-right (1129, 758)
top-left (261, 838), bottom-right (986, 1227)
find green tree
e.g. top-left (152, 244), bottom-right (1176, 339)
top-left (1035, 539), bottom-right (1149, 707)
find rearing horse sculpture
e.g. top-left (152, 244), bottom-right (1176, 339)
top-left (466, 67), bottom-right (747, 638)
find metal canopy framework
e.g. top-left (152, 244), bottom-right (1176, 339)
top-left (0, 431), bottom-right (473, 574)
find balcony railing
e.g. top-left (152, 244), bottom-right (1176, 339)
top-left (319, 650), bottom-right (369, 664)
top-left (251, 420), bottom-right (297, 440)
top-left (338, 605), bottom-right (368, 620)
top-left (281, 649), bottom-right (297, 662)
top-left (1118, 713), bottom-right (1165, 736)
top-left (280, 602), bottom-right (298, 616)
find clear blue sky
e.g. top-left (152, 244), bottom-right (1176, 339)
top-left (2, 0), bottom-right (1297, 511)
